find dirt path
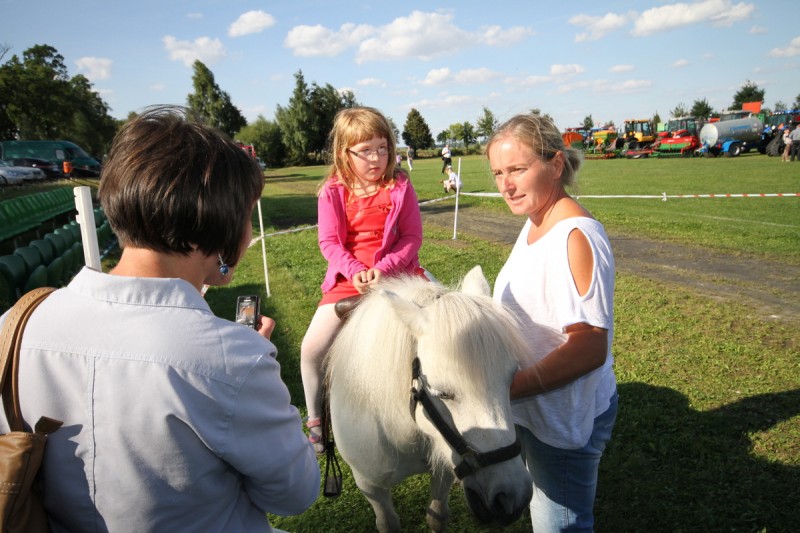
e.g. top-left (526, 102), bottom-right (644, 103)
top-left (420, 203), bottom-right (800, 324)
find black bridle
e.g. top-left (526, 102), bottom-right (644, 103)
top-left (409, 357), bottom-right (522, 480)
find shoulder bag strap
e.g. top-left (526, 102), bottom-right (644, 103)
top-left (1, 287), bottom-right (56, 431)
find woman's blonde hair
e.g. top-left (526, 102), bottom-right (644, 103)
top-left (321, 106), bottom-right (401, 195)
top-left (486, 113), bottom-right (583, 188)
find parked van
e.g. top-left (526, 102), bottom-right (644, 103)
top-left (0, 140), bottom-right (101, 177)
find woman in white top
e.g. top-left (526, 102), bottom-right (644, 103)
top-left (487, 113), bottom-right (618, 532)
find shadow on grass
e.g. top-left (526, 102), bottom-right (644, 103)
top-left (598, 382), bottom-right (800, 532)
top-left (265, 173), bottom-right (316, 181)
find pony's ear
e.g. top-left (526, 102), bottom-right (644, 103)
top-left (460, 265), bottom-right (490, 297)
top-left (379, 289), bottom-right (427, 336)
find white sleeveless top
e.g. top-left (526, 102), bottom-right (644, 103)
top-left (493, 217), bottom-right (617, 449)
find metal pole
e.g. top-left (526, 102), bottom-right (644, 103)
top-left (257, 199), bottom-right (271, 297)
top-left (73, 186), bottom-right (101, 271)
top-left (452, 157), bottom-right (461, 240)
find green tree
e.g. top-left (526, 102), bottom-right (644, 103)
top-left (793, 94), bottom-right (800, 109)
top-left (64, 74), bottom-right (117, 157)
top-left (652, 112), bottom-right (661, 129)
top-left (475, 107), bottom-right (498, 141)
top-left (186, 60), bottom-right (246, 138)
top-left (670, 103), bottom-right (688, 118)
top-left (450, 121), bottom-right (476, 148)
top-left (236, 116), bottom-right (286, 168)
top-left (0, 44), bottom-right (116, 153)
top-left (275, 71), bottom-right (312, 165)
top-left (386, 116), bottom-right (400, 145)
top-left (690, 98), bottom-right (713, 120)
top-left (401, 108), bottom-right (434, 150)
top-left (731, 80), bottom-right (765, 110)
top-left (583, 115), bottom-right (594, 130)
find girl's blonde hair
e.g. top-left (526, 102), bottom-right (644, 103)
top-left (321, 106), bottom-right (401, 195)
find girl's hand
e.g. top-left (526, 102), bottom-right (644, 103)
top-left (256, 315), bottom-right (276, 340)
top-left (365, 268), bottom-right (383, 287)
top-left (353, 270), bottom-right (370, 294)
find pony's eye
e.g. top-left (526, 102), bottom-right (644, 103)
top-left (431, 389), bottom-right (455, 401)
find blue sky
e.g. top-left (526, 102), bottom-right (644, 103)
top-left (3, 0), bottom-right (798, 138)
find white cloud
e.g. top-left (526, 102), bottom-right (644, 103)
top-left (671, 59), bottom-right (689, 67)
top-left (228, 10), bottom-right (276, 37)
top-left (163, 35), bottom-right (227, 67)
top-left (609, 64), bottom-right (634, 73)
top-left (356, 11), bottom-right (468, 63)
top-left (284, 23), bottom-right (374, 57)
top-left (358, 78), bottom-right (387, 87)
top-left (283, 11), bottom-right (532, 63)
top-left (150, 83), bottom-right (166, 92)
top-left (769, 36), bottom-right (800, 57)
top-left (75, 57), bottom-right (112, 81)
top-left (423, 67), bottom-right (501, 86)
top-left (422, 68), bottom-right (453, 86)
top-left (479, 25), bottom-right (534, 46)
top-left (187, 12), bottom-right (202, 20)
top-left (569, 12), bottom-right (629, 42)
top-left (550, 64), bottom-right (585, 77)
top-left (632, 0), bottom-right (755, 36)
top-left (749, 26), bottom-right (766, 34)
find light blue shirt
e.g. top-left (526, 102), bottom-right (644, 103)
top-left (0, 268), bottom-right (320, 532)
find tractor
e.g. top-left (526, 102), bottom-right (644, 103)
top-left (621, 119), bottom-right (656, 151)
top-left (651, 116), bottom-right (704, 157)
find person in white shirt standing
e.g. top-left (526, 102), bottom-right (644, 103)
top-left (0, 106), bottom-right (320, 533)
top-left (487, 113), bottom-right (618, 533)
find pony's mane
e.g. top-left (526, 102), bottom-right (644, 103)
top-left (325, 274), bottom-right (526, 419)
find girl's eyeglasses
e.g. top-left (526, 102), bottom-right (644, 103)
top-left (348, 147), bottom-right (389, 159)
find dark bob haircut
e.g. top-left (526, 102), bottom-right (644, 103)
top-left (98, 106), bottom-right (264, 267)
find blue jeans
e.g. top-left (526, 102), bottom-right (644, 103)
top-left (517, 392), bottom-right (618, 532)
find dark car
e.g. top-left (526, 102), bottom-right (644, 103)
top-left (8, 157), bottom-right (64, 179)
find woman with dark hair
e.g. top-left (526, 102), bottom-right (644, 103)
top-left (0, 106), bottom-right (320, 532)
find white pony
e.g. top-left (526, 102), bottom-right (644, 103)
top-left (326, 266), bottom-right (533, 532)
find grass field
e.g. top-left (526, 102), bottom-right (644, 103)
top-left (203, 153), bottom-right (800, 532)
top-left (7, 152), bottom-right (795, 531)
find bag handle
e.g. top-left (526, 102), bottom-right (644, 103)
top-left (1, 287), bottom-right (57, 431)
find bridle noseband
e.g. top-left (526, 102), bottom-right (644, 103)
top-left (409, 357), bottom-right (521, 480)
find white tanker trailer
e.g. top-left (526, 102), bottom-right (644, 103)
top-left (699, 116), bottom-right (766, 157)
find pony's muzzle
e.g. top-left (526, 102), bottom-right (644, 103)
top-left (462, 467), bottom-right (532, 525)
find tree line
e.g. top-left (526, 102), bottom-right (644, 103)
top-left (2, 44), bottom-right (799, 168)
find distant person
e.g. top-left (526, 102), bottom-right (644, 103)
top-left (0, 106), bottom-right (320, 531)
top-left (301, 106), bottom-right (426, 454)
top-left (790, 123), bottom-right (800, 162)
top-left (441, 143), bottom-right (452, 174)
top-left (406, 146), bottom-right (415, 170)
top-left (487, 113), bottom-right (618, 532)
top-left (781, 126), bottom-right (791, 162)
top-left (442, 164), bottom-right (461, 193)
top-left (396, 152), bottom-right (403, 168)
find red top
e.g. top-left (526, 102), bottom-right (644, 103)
top-left (319, 188), bottom-right (392, 305)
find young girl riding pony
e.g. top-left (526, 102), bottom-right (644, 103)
top-left (300, 106), bottom-right (426, 453)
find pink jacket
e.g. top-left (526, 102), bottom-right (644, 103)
top-left (317, 174), bottom-right (423, 292)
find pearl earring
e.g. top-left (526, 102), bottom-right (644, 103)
top-left (218, 254), bottom-right (229, 276)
